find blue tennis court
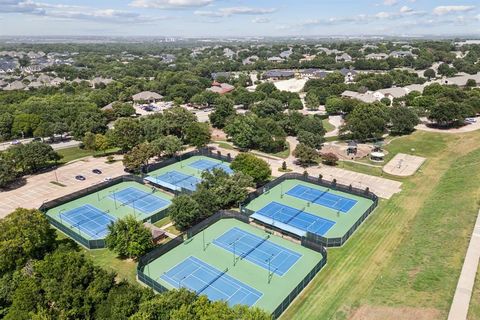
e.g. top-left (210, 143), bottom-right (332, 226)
top-left (256, 202), bottom-right (335, 236)
top-left (286, 184), bottom-right (357, 212)
top-left (109, 187), bottom-right (170, 214)
top-left (213, 227), bottom-right (301, 276)
top-left (147, 170), bottom-right (201, 191)
top-left (59, 204), bottom-right (116, 239)
top-left (189, 159), bottom-right (233, 174)
top-left (161, 256), bottom-right (262, 307)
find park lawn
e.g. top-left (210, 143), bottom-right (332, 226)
top-left (322, 118), bottom-right (336, 133)
top-left (84, 248), bottom-right (138, 284)
top-left (271, 142), bottom-right (291, 159)
top-left (58, 147), bottom-right (94, 163)
top-left (56, 232), bottom-right (138, 285)
top-left (468, 266), bottom-right (480, 319)
top-left (57, 146), bottom-right (120, 164)
top-left (215, 141), bottom-right (235, 150)
top-left (282, 130), bottom-right (480, 319)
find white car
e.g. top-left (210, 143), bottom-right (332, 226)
top-left (465, 118), bottom-right (477, 124)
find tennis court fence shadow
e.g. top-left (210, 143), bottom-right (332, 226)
top-left (136, 209), bottom-right (327, 319)
top-left (240, 173), bottom-right (379, 248)
top-left (39, 175), bottom-right (170, 249)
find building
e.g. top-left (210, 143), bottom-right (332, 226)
top-left (132, 91), bottom-right (163, 103)
top-left (207, 81), bottom-right (235, 94)
top-left (267, 56), bottom-right (284, 63)
top-left (299, 69), bottom-right (327, 79)
top-left (340, 68), bottom-right (357, 82)
top-left (341, 90), bottom-right (378, 103)
top-left (3, 80), bottom-right (25, 91)
top-left (389, 51), bottom-right (416, 59)
top-left (263, 70), bottom-right (295, 80)
top-left (335, 53), bottom-right (353, 63)
top-left (365, 53), bottom-right (389, 60)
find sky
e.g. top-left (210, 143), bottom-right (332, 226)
top-left (0, 0), bottom-right (479, 37)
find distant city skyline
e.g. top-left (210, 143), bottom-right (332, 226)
top-left (0, 0), bottom-right (479, 37)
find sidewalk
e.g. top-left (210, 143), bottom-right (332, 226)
top-left (448, 210), bottom-right (480, 320)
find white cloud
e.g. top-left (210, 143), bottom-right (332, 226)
top-left (252, 17), bottom-right (270, 23)
top-left (383, 0), bottom-right (398, 6)
top-left (194, 7), bottom-right (276, 18)
top-left (400, 6), bottom-right (412, 13)
top-left (433, 5), bottom-right (475, 16)
top-left (375, 11), bottom-right (390, 18)
top-left (0, 0), bottom-right (156, 24)
top-left (129, 0), bottom-right (213, 9)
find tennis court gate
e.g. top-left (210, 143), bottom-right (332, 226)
top-left (240, 172), bottom-right (379, 247)
top-left (39, 175), bottom-right (170, 249)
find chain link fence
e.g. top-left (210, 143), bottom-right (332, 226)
top-left (40, 175), bottom-right (170, 249)
top-left (240, 173), bottom-right (379, 247)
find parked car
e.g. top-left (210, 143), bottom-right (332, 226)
top-left (465, 118), bottom-right (477, 124)
top-left (92, 169), bottom-right (102, 174)
top-left (11, 140), bottom-right (21, 145)
top-left (75, 175), bottom-right (86, 181)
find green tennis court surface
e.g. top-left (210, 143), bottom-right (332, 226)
top-left (142, 219), bottom-right (323, 313)
top-left (145, 156), bottom-right (232, 192)
top-left (46, 181), bottom-right (173, 241)
top-left (246, 179), bottom-right (374, 239)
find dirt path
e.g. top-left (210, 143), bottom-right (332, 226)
top-left (325, 115), bottom-right (344, 137)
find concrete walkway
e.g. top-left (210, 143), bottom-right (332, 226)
top-left (448, 210), bottom-right (480, 320)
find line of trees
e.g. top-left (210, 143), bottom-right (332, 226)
top-left (0, 208), bottom-right (270, 319)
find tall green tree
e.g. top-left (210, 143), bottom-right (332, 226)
top-left (0, 208), bottom-right (56, 274)
top-left (110, 118), bottom-right (144, 152)
top-left (105, 215), bottom-right (153, 259)
top-left (230, 153), bottom-right (271, 185)
top-left (122, 142), bottom-right (154, 173)
top-left (169, 195), bottom-right (202, 230)
top-left (185, 122), bottom-right (211, 149)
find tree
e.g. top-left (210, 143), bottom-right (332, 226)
top-left (466, 79), bottom-right (477, 88)
top-left (297, 130), bottom-right (324, 149)
top-left (230, 153), bottom-right (271, 185)
top-left (105, 215), bottom-right (153, 259)
top-left (438, 63), bottom-right (456, 77)
top-left (305, 92), bottom-right (320, 110)
top-left (321, 152), bottom-right (339, 166)
top-left (110, 118), bottom-right (144, 152)
top-left (0, 153), bottom-right (17, 188)
top-left (185, 122), bottom-right (211, 149)
top-left (428, 100), bottom-right (469, 127)
top-left (94, 134), bottom-right (110, 154)
top-left (0, 208), bottom-right (56, 274)
top-left (95, 282), bottom-right (153, 320)
top-left (122, 142), bottom-right (154, 173)
top-left (8, 142), bottom-right (61, 173)
top-left (151, 135), bottom-right (184, 158)
top-left (112, 102), bottom-right (135, 118)
top-left (389, 106), bottom-right (419, 135)
top-left (82, 132), bottom-right (97, 151)
top-left (293, 143), bottom-right (318, 166)
top-left (288, 98), bottom-right (303, 110)
top-left (168, 195), bottom-right (201, 230)
top-left (423, 68), bottom-right (436, 79)
top-left (209, 96), bottom-right (235, 128)
top-left (343, 103), bottom-right (389, 141)
top-left (163, 107), bottom-right (197, 140)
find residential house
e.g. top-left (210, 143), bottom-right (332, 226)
top-left (365, 53), bottom-right (389, 60)
top-left (267, 56), bottom-right (284, 63)
top-left (341, 90), bottom-right (378, 103)
top-left (340, 68), bottom-right (357, 82)
top-left (263, 70), bottom-right (295, 80)
top-left (3, 80), bottom-right (25, 91)
top-left (90, 77), bottom-right (113, 88)
top-left (279, 49), bottom-right (293, 59)
top-left (207, 81), bottom-right (235, 94)
top-left (132, 91), bottom-right (163, 103)
top-left (299, 69), bottom-right (327, 79)
top-left (389, 51), bottom-right (416, 59)
top-left (336, 53), bottom-right (353, 63)
top-left (242, 55), bottom-right (259, 65)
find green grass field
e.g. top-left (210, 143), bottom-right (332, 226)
top-left (322, 118), bottom-right (336, 133)
top-left (245, 179), bottom-right (374, 240)
top-left (282, 130), bottom-right (480, 319)
top-left (46, 181), bottom-right (173, 241)
top-left (142, 219), bottom-right (324, 314)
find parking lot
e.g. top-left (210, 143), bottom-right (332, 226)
top-left (0, 156), bottom-right (125, 219)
